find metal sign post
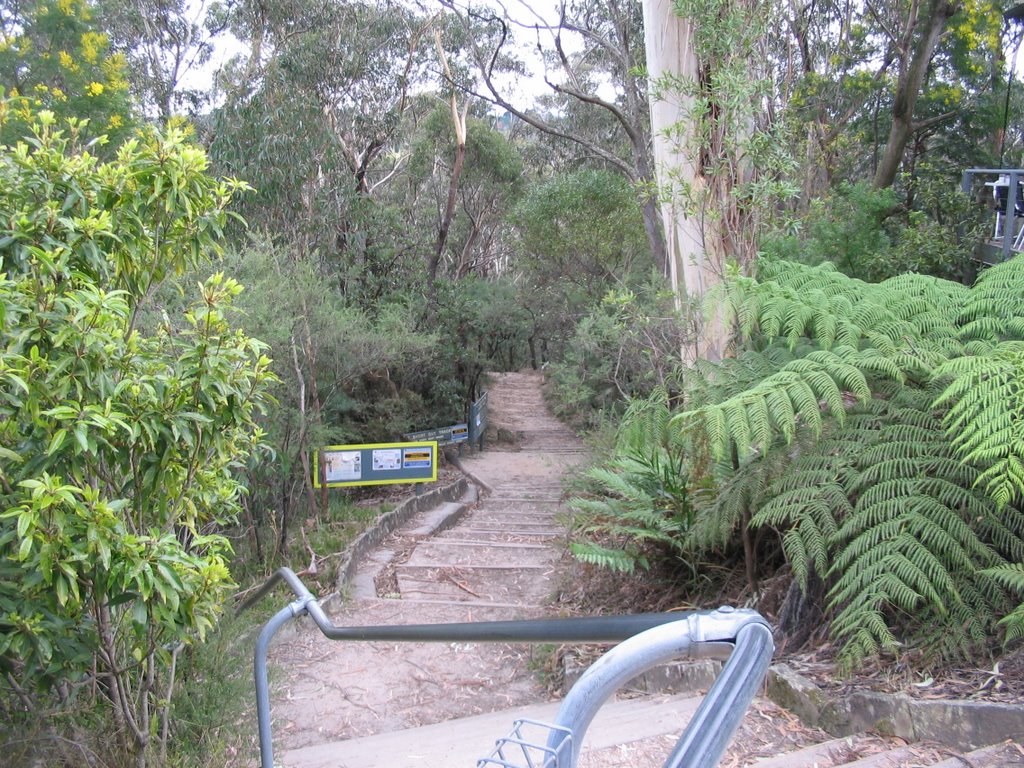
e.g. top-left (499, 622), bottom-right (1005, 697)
top-left (469, 390), bottom-right (489, 451)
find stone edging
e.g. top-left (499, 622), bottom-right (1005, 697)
top-left (331, 477), bottom-right (469, 598)
top-left (766, 663), bottom-right (1024, 750)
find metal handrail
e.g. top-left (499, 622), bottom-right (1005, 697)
top-left (961, 167), bottom-right (1024, 260)
top-left (242, 567), bottom-right (774, 768)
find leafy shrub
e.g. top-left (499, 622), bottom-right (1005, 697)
top-left (0, 108), bottom-right (273, 763)
top-left (546, 285), bottom-right (692, 430)
top-left (761, 182), bottom-right (896, 275)
top-left (762, 174), bottom-right (983, 284)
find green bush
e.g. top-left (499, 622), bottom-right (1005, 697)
top-left (0, 107), bottom-right (273, 764)
top-left (546, 285), bottom-right (691, 429)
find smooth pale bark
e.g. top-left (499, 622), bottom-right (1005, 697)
top-left (431, 30), bottom-right (470, 283)
top-left (641, 0), bottom-right (725, 361)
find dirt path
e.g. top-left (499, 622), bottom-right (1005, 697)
top-left (263, 371), bottom-right (1019, 768)
top-left (270, 370), bottom-right (588, 753)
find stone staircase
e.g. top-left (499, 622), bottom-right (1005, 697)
top-left (270, 371), bottom-right (1021, 768)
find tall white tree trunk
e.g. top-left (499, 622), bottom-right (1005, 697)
top-left (642, 0), bottom-right (726, 362)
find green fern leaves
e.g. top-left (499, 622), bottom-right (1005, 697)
top-left (935, 341), bottom-right (1024, 509)
top-left (568, 390), bottom-right (698, 575)
top-left (576, 255), bottom-right (1024, 667)
top-left (695, 257), bottom-right (1024, 666)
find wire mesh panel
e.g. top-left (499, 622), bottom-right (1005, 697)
top-left (477, 718), bottom-right (573, 768)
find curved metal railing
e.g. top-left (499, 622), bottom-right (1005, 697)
top-left (242, 567), bottom-right (774, 768)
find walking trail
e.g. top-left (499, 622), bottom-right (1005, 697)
top-left (265, 371), bottom-right (1021, 768)
top-left (270, 370), bottom-right (591, 764)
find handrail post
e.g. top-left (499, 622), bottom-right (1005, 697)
top-left (544, 607), bottom-right (771, 768)
top-left (254, 596), bottom-right (314, 768)
top-left (662, 621), bottom-right (774, 768)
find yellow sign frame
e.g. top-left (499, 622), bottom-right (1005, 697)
top-left (313, 441), bottom-right (438, 489)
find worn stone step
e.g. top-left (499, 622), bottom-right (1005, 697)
top-left (841, 745), bottom-right (943, 767)
top-left (931, 741), bottom-right (1024, 766)
top-left (741, 735), bottom-right (895, 767)
top-left (436, 529), bottom-right (561, 543)
top-left (396, 566), bottom-right (556, 604)
top-left (385, 596), bottom-right (549, 610)
top-left (282, 693), bottom-right (706, 768)
top-left (405, 544), bottom-right (553, 568)
top-left (468, 513), bottom-right (560, 525)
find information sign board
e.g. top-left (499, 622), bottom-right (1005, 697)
top-left (313, 441), bottom-right (438, 488)
top-left (404, 423), bottom-right (469, 446)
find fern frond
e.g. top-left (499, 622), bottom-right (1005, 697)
top-left (569, 541), bottom-right (645, 573)
top-left (975, 505), bottom-right (1024, 562)
top-left (958, 255), bottom-right (1024, 341)
top-left (980, 564), bottom-right (1024, 643)
top-left (933, 341), bottom-right (1024, 508)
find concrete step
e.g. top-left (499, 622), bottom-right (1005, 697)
top-left (395, 565), bottom-right (557, 604)
top-left (397, 563), bottom-right (554, 575)
top-left (383, 596), bottom-right (549, 610)
top-left (467, 514), bottom-right (560, 525)
top-left (461, 518), bottom-right (561, 531)
top-left (435, 529), bottom-right (562, 543)
top-left (931, 741), bottom-right (1024, 766)
top-left (746, 735), bottom-right (1021, 767)
top-left (281, 693), bottom-right (705, 768)
top-left (405, 540), bottom-right (550, 562)
top-left (403, 547), bottom-right (555, 568)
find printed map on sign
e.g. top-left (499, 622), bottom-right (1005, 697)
top-left (372, 448), bottom-right (402, 471)
top-left (323, 450), bottom-right (361, 482)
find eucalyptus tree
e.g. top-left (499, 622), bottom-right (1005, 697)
top-left (212, 0), bottom-right (437, 265)
top-left (438, 0), bottom-right (669, 278)
top-left (409, 104), bottom-right (525, 280)
top-left (642, 0), bottom-right (796, 360)
top-left (871, 0), bottom-right (964, 188)
top-left (94, 0), bottom-right (230, 122)
top-left (768, 0), bottom-right (1005, 196)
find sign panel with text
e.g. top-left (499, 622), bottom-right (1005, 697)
top-left (405, 423), bottom-right (469, 446)
top-left (313, 441), bottom-right (438, 488)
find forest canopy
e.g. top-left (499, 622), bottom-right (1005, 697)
top-left (2, 0), bottom-right (1024, 764)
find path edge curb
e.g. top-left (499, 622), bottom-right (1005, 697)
top-left (329, 477), bottom-right (472, 604)
top-left (765, 662), bottom-right (1024, 750)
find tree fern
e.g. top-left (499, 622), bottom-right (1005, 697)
top-left (676, 346), bottom-right (880, 461)
top-left (755, 387), bottom-right (1022, 668)
top-left (569, 540), bottom-right (648, 573)
top-left (736, 260), bottom-right (1024, 665)
top-left (568, 391), bottom-right (697, 575)
top-left (934, 341), bottom-right (1024, 509)
top-left (957, 255), bottom-right (1024, 342)
top-left (982, 564), bottom-right (1024, 643)
top-left (578, 255), bottom-right (1024, 668)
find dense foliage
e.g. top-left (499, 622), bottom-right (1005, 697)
top-left (0, 107), bottom-right (272, 764)
top-left (573, 255), bottom-right (1024, 668)
top-left (2, 0), bottom-right (1024, 762)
